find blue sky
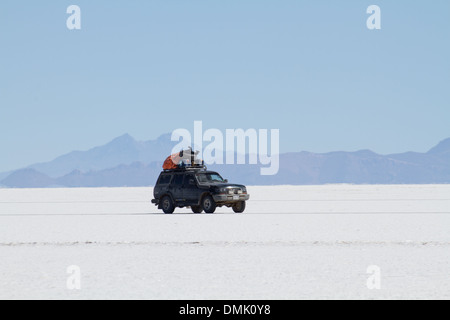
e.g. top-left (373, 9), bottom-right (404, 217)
top-left (1, 0), bottom-right (449, 172)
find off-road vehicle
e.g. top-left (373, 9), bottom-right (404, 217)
top-left (151, 166), bottom-right (249, 214)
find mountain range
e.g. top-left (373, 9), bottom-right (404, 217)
top-left (1, 135), bottom-right (449, 188)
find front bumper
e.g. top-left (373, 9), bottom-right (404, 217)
top-left (213, 194), bottom-right (250, 203)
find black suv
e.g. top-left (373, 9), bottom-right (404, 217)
top-left (151, 168), bottom-right (250, 214)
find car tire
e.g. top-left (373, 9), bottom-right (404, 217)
top-left (232, 201), bottom-right (246, 213)
top-left (161, 196), bottom-right (175, 214)
top-left (191, 206), bottom-right (203, 214)
top-left (202, 195), bottom-right (216, 214)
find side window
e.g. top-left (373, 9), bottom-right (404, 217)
top-left (184, 174), bottom-right (195, 187)
top-left (172, 174), bottom-right (184, 186)
top-left (158, 174), bottom-right (172, 185)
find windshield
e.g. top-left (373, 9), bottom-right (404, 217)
top-left (196, 172), bottom-right (225, 183)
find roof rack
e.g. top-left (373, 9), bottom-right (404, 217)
top-left (163, 164), bottom-right (208, 173)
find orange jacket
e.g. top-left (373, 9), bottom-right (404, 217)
top-left (162, 152), bottom-right (182, 170)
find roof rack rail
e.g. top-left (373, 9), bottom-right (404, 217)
top-left (163, 164), bottom-right (208, 173)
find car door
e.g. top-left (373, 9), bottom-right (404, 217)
top-left (169, 174), bottom-right (184, 202)
top-left (182, 173), bottom-right (199, 204)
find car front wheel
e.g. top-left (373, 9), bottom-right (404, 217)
top-left (202, 195), bottom-right (216, 214)
top-left (232, 201), bottom-right (246, 213)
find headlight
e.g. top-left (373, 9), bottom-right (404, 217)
top-left (216, 187), bottom-right (227, 193)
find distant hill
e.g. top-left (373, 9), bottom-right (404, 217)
top-left (26, 133), bottom-right (175, 178)
top-left (0, 171), bottom-right (11, 181)
top-left (1, 169), bottom-right (56, 188)
top-left (57, 162), bottom-right (163, 188)
top-left (427, 138), bottom-right (450, 157)
top-left (209, 141), bottom-right (450, 185)
top-left (1, 137), bottom-right (449, 188)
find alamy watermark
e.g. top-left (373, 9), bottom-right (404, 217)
top-left (366, 265), bottom-right (381, 290)
top-left (367, 5), bottom-right (381, 30)
top-left (66, 265), bottom-right (81, 290)
top-left (172, 121), bottom-right (280, 176)
top-left (66, 5), bottom-right (81, 30)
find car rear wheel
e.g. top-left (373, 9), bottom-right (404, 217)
top-left (191, 206), bottom-right (203, 214)
top-left (232, 201), bottom-right (246, 213)
top-left (161, 196), bottom-right (175, 214)
top-left (202, 195), bottom-right (216, 214)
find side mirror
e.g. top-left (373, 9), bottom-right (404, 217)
top-left (224, 179), bottom-right (228, 183)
